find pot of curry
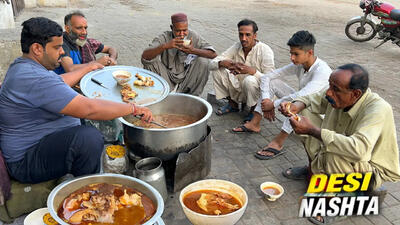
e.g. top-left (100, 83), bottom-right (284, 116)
top-left (119, 93), bottom-right (212, 161)
top-left (47, 173), bottom-right (164, 225)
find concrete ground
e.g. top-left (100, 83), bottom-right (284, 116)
top-left (1, 0), bottom-right (400, 224)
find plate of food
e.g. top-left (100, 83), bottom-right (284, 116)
top-left (80, 66), bottom-right (170, 107)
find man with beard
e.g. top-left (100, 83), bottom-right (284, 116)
top-left (54, 11), bottom-right (118, 74)
top-left (0, 17), bottom-right (152, 183)
top-left (210, 19), bottom-right (275, 119)
top-left (232, 31), bottom-right (331, 162)
top-left (280, 64), bottom-right (400, 224)
top-left (141, 13), bottom-right (217, 96)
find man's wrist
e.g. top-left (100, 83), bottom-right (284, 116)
top-left (309, 127), bottom-right (322, 139)
top-left (129, 103), bottom-right (136, 115)
top-left (218, 60), bottom-right (223, 68)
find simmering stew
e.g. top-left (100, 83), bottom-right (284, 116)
top-left (183, 190), bottom-right (242, 215)
top-left (57, 183), bottom-right (155, 225)
top-left (127, 113), bottom-right (198, 128)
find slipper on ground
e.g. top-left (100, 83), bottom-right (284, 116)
top-left (254, 147), bottom-right (286, 160)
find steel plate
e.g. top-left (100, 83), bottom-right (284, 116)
top-left (80, 66), bottom-right (169, 106)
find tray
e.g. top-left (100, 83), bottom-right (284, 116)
top-left (80, 66), bottom-right (170, 107)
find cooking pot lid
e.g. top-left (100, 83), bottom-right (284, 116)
top-left (80, 66), bottom-right (170, 106)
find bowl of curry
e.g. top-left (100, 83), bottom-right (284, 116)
top-left (179, 179), bottom-right (248, 225)
top-left (47, 173), bottom-right (164, 225)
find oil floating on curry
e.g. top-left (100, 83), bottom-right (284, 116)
top-left (127, 113), bottom-right (199, 128)
top-left (183, 190), bottom-right (242, 216)
top-left (57, 183), bottom-right (155, 225)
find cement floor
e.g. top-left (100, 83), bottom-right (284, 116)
top-left (1, 0), bottom-right (400, 224)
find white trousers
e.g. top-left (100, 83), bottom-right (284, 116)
top-left (212, 68), bottom-right (260, 107)
top-left (255, 79), bottom-right (295, 134)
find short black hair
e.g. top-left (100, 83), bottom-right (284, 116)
top-left (287, 30), bottom-right (316, 51)
top-left (64, 11), bottom-right (85, 25)
top-left (338, 63), bottom-right (369, 93)
top-left (237, 19), bottom-right (258, 33)
top-left (20, 17), bottom-right (63, 54)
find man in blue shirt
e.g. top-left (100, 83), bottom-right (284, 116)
top-left (0, 17), bottom-right (152, 183)
top-left (54, 11), bottom-right (118, 74)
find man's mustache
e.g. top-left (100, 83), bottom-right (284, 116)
top-left (325, 95), bottom-right (336, 105)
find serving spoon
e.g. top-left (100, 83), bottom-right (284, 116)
top-left (134, 115), bottom-right (167, 128)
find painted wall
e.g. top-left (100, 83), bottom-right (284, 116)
top-left (0, 2), bottom-right (15, 29)
top-left (0, 40), bottom-right (20, 83)
top-left (24, 0), bottom-right (37, 8)
top-left (37, 0), bottom-right (67, 7)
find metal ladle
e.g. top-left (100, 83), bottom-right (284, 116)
top-left (134, 115), bottom-right (167, 128)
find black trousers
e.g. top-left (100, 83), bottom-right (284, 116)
top-left (7, 125), bottom-right (104, 184)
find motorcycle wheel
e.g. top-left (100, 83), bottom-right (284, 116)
top-left (345, 19), bottom-right (377, 42)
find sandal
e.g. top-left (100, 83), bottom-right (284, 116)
top-left (282, 166), bottom-right (308, 180)
top-left (254, 147), bottom-right (286, 160)
top-left (308, 215), bottom-right (347, 225)
top-left (215, 103), bottom-right (239, 116)
top-left (231, 125), bottom-right (257, 133)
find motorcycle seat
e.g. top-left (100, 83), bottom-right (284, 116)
top-left (390, 9), bottom-right (400, 21)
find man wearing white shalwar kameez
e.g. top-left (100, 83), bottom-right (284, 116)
top-left (210, 19), bottom-right (274, 118)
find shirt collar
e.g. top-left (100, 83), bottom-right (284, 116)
top-left (63, 32), bottom-right (79, 50)
top-left (238, 41), bottom-right (259, 60)
top-left (346, 88), bottom-right (371, 119)
top-left (304, 57), bottom-right (320, 73)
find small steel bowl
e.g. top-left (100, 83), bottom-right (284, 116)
top-left (112, 70), bottom-right (132, 85)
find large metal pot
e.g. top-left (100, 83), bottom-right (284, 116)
top-left (47, 173), bottom-right (164, 225)
top-left (119, 93), bottom-right (212, 160)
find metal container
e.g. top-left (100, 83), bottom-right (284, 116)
top-left (47, 173), bottom-right (164, 225)
top-left (135, 157), bottom-right (168, 202)
top-left (119, 93), bottom-right (212, 160)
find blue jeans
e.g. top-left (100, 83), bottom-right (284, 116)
top-left (7, 125), bottom-right (104, 183)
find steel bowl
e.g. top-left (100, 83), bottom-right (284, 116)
top-left (119, 93), bottom-right (212, 160)
top-left (47, 173), bottom-right (164, 225)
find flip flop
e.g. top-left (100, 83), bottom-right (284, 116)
top-left (254, 147), bottom-right (286, 160)
top-left (282, 166), bottom-right (308, 180)
top-left (215, 103), bottom-right (239, 116)
top-left (308, 215), bottom-right (347, 225)
top-left (231, 125), bottom-right (257, 133)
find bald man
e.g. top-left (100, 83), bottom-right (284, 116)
top-left (141, 13), bottom-right (217, 96)
top-left (280, 64), bottom-right (400, 224)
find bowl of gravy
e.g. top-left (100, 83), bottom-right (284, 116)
top-left (112, 70), bottom-right (132, 85)
top-left (260, 181), bottom-right (284, 201)
top-left (179, 179), bottom-right (248, 225)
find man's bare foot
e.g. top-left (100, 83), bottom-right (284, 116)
top-left (256, 131), bottom-right (289, 156)
top-left (257, 141), bottom-right (283, 156)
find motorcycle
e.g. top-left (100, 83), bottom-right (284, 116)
top-left (345, 0), bottom-right (400, 48)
